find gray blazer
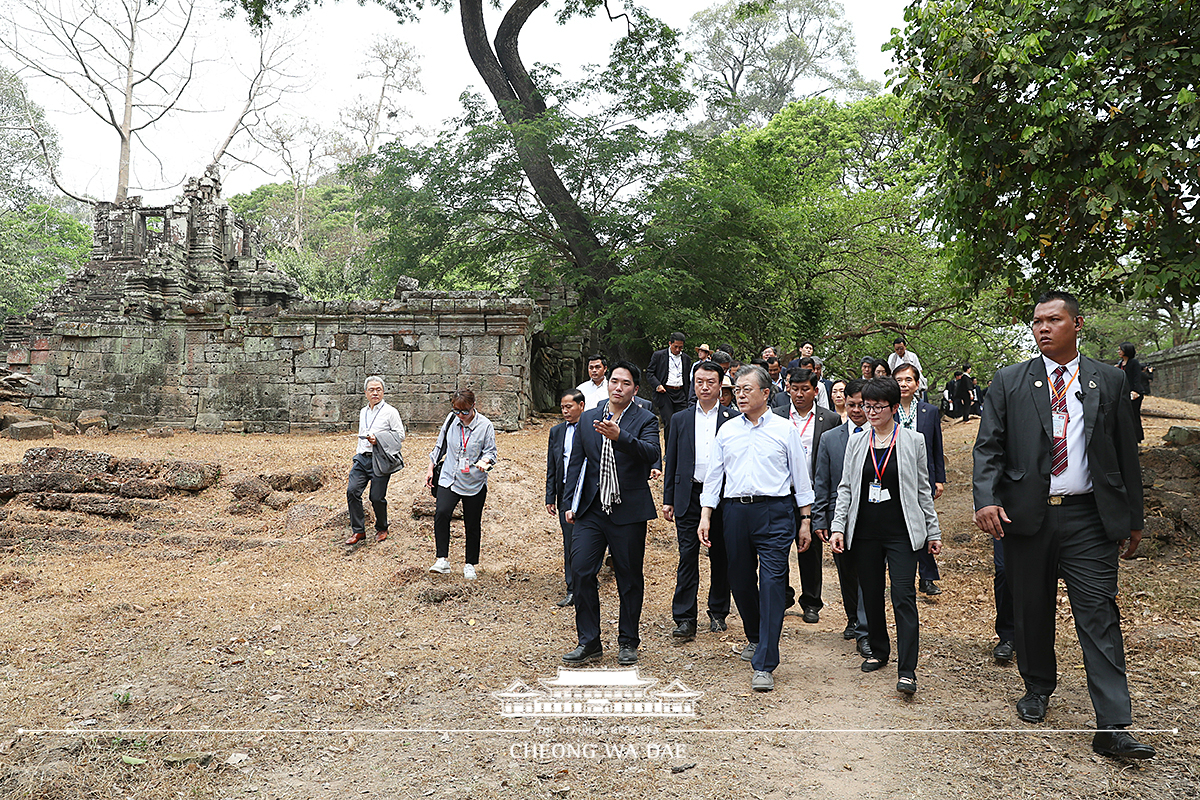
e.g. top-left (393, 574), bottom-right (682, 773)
top-left (831, 425), bottom-right (941, 552)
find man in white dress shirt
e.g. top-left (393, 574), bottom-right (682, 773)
top-left (577, 354), bottom-right (610, 409)
top-left (698, 365), bottom-right (814, 693)
top-left (887, 337), bottom-right (927, 399)
top-left (646, 332), bottom-right (692, 449)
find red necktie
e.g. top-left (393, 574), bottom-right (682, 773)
top-left (1050, 366), bottom-right (1068, 476)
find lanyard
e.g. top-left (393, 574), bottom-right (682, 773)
top-left (365, 403), bottom-right (383, 432)
top-left (791, 408), bottom-right (814, 437)
top-left (460, 420), bottom-right (471, 452)
top-left (1050, 365), bottom-right (1080, 405)
top-left (869, 424), bottom-right (899, 484)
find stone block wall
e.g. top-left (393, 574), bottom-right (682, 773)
top-left (5, 293), bottom-right (534, 432)
top-left (1143, 342), bottom-right (1200, 405)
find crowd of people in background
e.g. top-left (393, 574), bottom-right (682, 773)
top-left (342, 293), bottom-right (1157, 761)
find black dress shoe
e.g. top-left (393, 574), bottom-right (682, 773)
top-left (856, 637), bottom-right (873, 658)
top-left (1092, 730), bottom-right (1156, 760)
top-left (842, 624), bottom-right (857, 640)
top-left (1016, 691), bottom-right (1050, 723)
top-left (993, 640), bottom-right (1015, 664)
top-left (707, 612), bottom-right (727, 633)
top-left (671, 620), bottom-right (697, 641)
top-left (562, 644), bottom-right (602, 665)
top-left (919, 579), bottom-right (943, 596)
top-left (617, 646), bottom-right (638, 665)
top-left (556, 592), bottom-right (574, 608)
top-left (802, 608), bottom-right (819, 624)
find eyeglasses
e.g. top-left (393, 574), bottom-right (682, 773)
top-left (732, 386), bottom-right (767, 395)
top-left (863, 404), bottom-right (892, 414)
top-left (452, 408), bottom-right (474, 416)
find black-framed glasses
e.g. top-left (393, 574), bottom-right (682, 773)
top-left (863, 404), bottom-right (892, 414)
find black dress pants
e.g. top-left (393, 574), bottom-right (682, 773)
top-left (993, 536), bottom-right (1014, 642)
top-left (434, 484), bottom-right (487, 564)
top-left (558, 507), bottom-right (575, 593)
top-left (854, 535), bottom-right (920, 679)
top-left (1003, 499), bottom-right (1132, 728)
top-left (671, 483), bottom-right (731, 623)
top-left (346, 453), bottom-right (390, 534)
top-left (656, 386), bottom-right (687, 448)
top-left (795, 533), bottom-right (823, 612)
top-left (571, 508), bottom-right (646, 650)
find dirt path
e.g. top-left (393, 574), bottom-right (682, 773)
top-left (0, 413), bottom-right (1195, 798)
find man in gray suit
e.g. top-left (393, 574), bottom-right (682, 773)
top-left (973, 290), bottom-right (1154, 760)
top-left (773, 367), bottom-right (840, 623)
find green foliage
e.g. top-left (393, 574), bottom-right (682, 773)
top-left (0, 204), bottom-right (91, 319)
top-left (0, 66), bottom-right (58, 211)
top-left (889, 0), bottom-right (1200, 305)
top-left (228, 179), bottom-right (376, 299)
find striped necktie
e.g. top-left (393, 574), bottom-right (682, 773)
top-left (1051, 366), bottom-right (1068, 476)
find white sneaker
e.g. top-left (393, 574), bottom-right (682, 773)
top-left (429, 558), bottom-right (451, 574)
top-left (463, 564), bottom-right (477, 581)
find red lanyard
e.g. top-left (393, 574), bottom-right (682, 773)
top-left (870, 424), bottom-right (899, 484)
top-left (460, 422), bottom-right (471, 452)
top-left (792, 408), bottom-right (814, 437)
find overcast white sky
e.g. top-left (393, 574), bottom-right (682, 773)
top-left (29, 0), bottom-right (909, 204)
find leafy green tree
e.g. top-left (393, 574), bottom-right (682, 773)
top-left (0, 204), bottom-right (91, 319)
top-left (889, 0), bottom-right (1200, 304)
top-left (0, 66), bottom-right (58, 210)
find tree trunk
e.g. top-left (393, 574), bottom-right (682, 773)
top-left (458, 0), bottom-right (614, 308)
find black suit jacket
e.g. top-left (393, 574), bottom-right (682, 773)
top-left (545, 420), bottom-right (579, 506)
top-left (564, 402), bottom-right (661, 525)
top-left (772, 402), bottom-right (840, 476)
top-left (812, 420), bottom-right (862, 531)
top-left (662, 403), bottom-right (738, 518)
top-left (973, 355), bottom-right (1143, 540)
top-left (646, 348), bottom-right (692, 393)
top-left (904, 400), bottom-right (946, 495)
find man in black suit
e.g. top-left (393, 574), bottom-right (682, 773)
top-left (663, 361), bottom-right (738, 641)
top-left (773, 367), bottom-right (841, 623)
top-left (562, 361), bottom-right (661, 667)
top-left (812, 378), bottom-right (871, 656)
top-left (955, 364), bottom-right (976, 422)
top-left (646, 332), bottom-right (692, 450)
top-left (973, 290), bottom-right (1154, 760)
top-left (545, 390), bottom-right (585, 608)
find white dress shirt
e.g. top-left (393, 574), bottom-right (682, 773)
top-left (577, 378), bottom-right (609, 409)
top-left (888, 349), bottom-right (928, 391)
top-left (787, 405), bottom-right (817, 458)
top-left (1043, 353), bottom-right (1092, 495)
top-left (692, 402), bottom-right (721, 482)
top-left (562, 422), bottom-right (577, 484)
top-left (667, 352), bottom-right (684, 387)
top-left (357, 401), bottom-right (405, 455)
top-left (700, 411), bottom-right (814, 508)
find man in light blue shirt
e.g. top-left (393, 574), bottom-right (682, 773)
top-left (699, 365), bottom-right (813, 693)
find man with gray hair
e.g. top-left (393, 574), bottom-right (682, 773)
top-left (345, 376), bottom-right (406, 545)
top-left (699, 365), bottom-right (814, 692)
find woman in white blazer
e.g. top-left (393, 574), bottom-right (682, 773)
top-left (830, 377), bottom-right (941, 696)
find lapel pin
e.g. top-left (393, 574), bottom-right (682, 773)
top-left (1089, 380), bottom-right (1097, 388)
top-left (1034, 381), bottom-right (1043, 387)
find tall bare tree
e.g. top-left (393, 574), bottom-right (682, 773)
top-left (339, 36), bottom-right (422, 158)
top-left (1, 0), bottom-right (202, 203)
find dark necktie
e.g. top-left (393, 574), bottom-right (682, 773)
top-left (1051, 366), bottom-right (1068, 476)
top-left (853, 426), bottom-right (863, 433)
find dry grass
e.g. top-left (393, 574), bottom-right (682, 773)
top-left (0, 412), bottom-right (1196, 799)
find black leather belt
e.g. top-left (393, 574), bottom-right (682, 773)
top-left (731, 495), bottom-right (790, 504)
top-left (691, 479), bottom-right (704, 488)
top-left (1047, 493), bottom-right (1094, 506)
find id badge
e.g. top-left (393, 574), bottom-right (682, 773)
top-left (1052, 412), bottom-right (1067, 439)
top-left (458, 456), bottom-right (471, 473)
top-left (868, 481), bottom-right (886, 503)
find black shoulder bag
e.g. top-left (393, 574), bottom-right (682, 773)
top-left (430, 413), bottom-right (454, 498)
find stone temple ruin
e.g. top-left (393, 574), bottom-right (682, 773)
top-left (1, 171), bottom-right (588, 432)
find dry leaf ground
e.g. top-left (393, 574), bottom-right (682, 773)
top-left (0, 408), bottom-right (1196, 799)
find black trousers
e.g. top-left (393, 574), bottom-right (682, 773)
top-left (795, 532), bottom-right (823, 612)
top-left (854, 536), bottom-right (920, 679)
top-left (346, 453), bottom-right (390, 534)
top-left (993, 536), bottom-right (1014, 642)
top-left (656, 386), bottom-right (688, 448)
top-left (671, 483), bottom-right (731, 623)
top-left (571, 509), bottom-right (646, 650)
top-left (832, 549), bottom-right (867, 638)
top-left (558, 506), bottom-right (575, 593)
top-left (1131, 396), bottom-right (1144, 442)
top-left (434, 484), bottom-right (487, 564)
top-left (1003, 499), bottom-right (1132, 728)
top-left (723, 497), bottom-right (794, 672)
top-left (916, 548), bottom-right (941, 581)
